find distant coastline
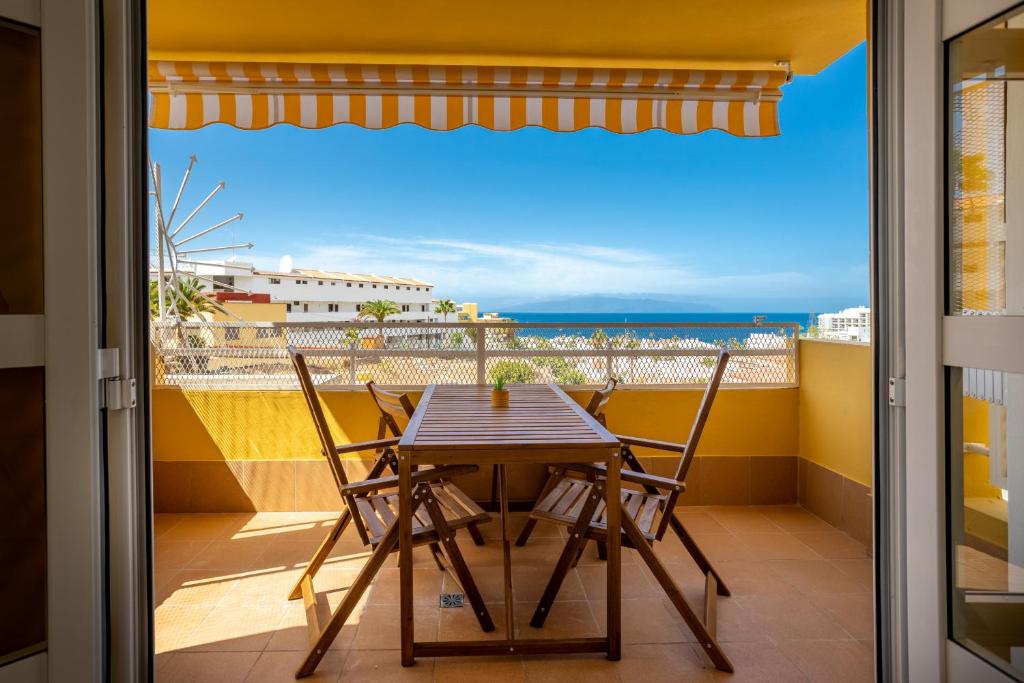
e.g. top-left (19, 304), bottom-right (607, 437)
top-left (499, 311), bottom-right (812, 330)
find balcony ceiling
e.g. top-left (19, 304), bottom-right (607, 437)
top-left (147, 0), bottom-right (866, 75)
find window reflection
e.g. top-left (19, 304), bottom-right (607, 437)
top-left (950, 368), bottom-right (1023, 678)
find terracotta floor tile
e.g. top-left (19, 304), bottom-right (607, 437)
top-left (161, 514), bottom-right (251, 542)
top-left (182, 604), bottom-right (284, 652)
top-left (368, 566), bottom-right (444, 605)
top-left (732, 533), bottom-right (823, 561)
top-left (243, 649), bottom-right (346, 682)
top-left (516, 599), bottom-right (600, 640)
top-left (154, 604), bottom-right (216, 654)
top-left (765, 559), bottom-right (871, 595)
top-left (830, 559), bottom-right (874, 587)
top-left (776, 638), bottom-right (873, 682)
top-left (710, 560), bottom-right (801, 596)
top-left (675, 532), bottom-right (755, 562)
top-left (791, 531), bottom-right (869, 560)
top-left (158, 651), bottom-right (260, 683)
top-left (705, 507), bottom-right (782, 534)
top-left (617, 643), bottom-right (713, 682)
top-left (185, 537), bottom-right (275, 573)
top-left (265, 600), bottom-right (356, 652)
top-left (341, 649), bottom-right (434, 681)
top-left (576, 562), bottom-right (659, 601)
top-left (675, 510), bottom-right (731, 535)
top-left (350, 602), bottom-right (439, 650)
top-left (737, 594), bottom-right (850, 641)
top-left (701, 641), bottom-right (806, 681)
top-left (810, 593), bottom-right (875, 640)
top-left (251, 538), bottom-right (323, 571)
top-left (433, 655), bottom-right (526, 682)
top-left (438, 602), bottom-right (508, 640)
top-left (155, 514), bottom-right (185, 538)
top-left (591, 597), bottom-right (690, 644)
top-left (522, 654), bottom-right (620, 682)
top-left (157, 569), bottom-right (241, 607)
top-left (757, 506), bottom-right (835, 533)
top-left (156, 540), bottom-right (212, 571)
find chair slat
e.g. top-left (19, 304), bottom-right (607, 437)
top-left (372, 495), bottom-right (396, 527)
top-left (551, 481), bottom-right (587, 517)
top-left (636, 496), bottom-right (661, 534)
top-left (355, 498), bottom-right (387, 539)
top-left (538, 478), bottom-right (573, 513)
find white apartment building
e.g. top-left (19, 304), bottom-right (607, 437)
top-left (170, 260), bottom-right (440, 323)
top-left (817, 305), bottom-right (871, 342)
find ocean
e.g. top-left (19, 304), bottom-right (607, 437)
top-left (500, 311), bottom-right (812, 327)
top-left (494, 312), bottom-right (814, 342)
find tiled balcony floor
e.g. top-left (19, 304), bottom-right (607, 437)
top-left (154, 506), bottom-right (874, 682)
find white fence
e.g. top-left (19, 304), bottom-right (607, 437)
top-left (152, 320), bottom-right (800, 390)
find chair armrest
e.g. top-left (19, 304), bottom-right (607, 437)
top-left (334, 437), bottom-right (400, 455)
top-left (615, 435), bottom-right (687, 453)
top-left (560, 463), bottom-right (684, 492)
top-left (339, 464), bottom-right (479, 496)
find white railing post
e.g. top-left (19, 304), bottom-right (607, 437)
top-left (475, 327), bottom-right (486, 385)
top-left (349, 340), bottom-right (357, 385)
top-left (605, 339), bottom-right (614, 381)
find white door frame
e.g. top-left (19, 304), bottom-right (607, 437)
top-left (0, 0), bottom-right (117, 680)
top-left (39, 0), bottom-right (108, 680)
top-left (900, 0), bottom-right (1024, 680)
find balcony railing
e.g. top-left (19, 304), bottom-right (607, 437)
top-left (151, 320), bottom-right (799, 390)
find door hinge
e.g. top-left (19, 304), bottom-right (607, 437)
top-left (99, 348), bottom-right (137, 410)
top-left (888, 376), bottom-right (906, 407)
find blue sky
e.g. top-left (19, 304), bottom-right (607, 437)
top-left (150, 43), bottom-right (868, 312)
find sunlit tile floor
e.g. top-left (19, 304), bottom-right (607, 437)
top-left (154, 506), bottom-right (873, 682)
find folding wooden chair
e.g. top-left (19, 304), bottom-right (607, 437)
top-left (366, 380), bottom-right (486, 546)
top-left (524, 351), bottom-right (733, 672)
top-left (515, 377), bottom-right (617, 549)
top-left (285, 347), bottom-right (495, 678)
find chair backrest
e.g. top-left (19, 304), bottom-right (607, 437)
top-left (287, 346), bottom-right (349, 487)
top-left (289, 345), bottom-right (378, 545)
top-left (584, 377), bottom-right (618, 426)
top-left (674, 349), bottom-right (729, 482)
top-left (365, 381), bottom-right (416, 437)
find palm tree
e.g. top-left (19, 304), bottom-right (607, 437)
top-left (149, 276), bottom-right (222, 319)
top-left (436, 298), bottom-right (457, 322)
top-left (357, 299), bottom-right (400, 347)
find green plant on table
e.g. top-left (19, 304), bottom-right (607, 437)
top-left (493, 376), bottom-right (506, 392)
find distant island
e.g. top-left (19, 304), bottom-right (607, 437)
top-left (490, 294), bottom-right (717, 314)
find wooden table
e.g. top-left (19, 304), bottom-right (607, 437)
top-left (397, 384), bottom-right (622, 664)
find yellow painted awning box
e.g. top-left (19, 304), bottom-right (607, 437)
top-left (148, 0), bottom-right (865, 76)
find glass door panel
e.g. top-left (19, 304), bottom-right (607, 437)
top-left (948, 6), bottom-right (1024, 678)
top-left (0, 18), bottom-right (46, 666)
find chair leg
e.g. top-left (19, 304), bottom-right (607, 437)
top-left (530, 482), bottom-right (604, 628)
top-left (489, 464), bottom-right (500, 510)
top-left (296, 511), bottom-right (403, 678)
top-left (620, 512), bottom-right (733, 673)
top-left (596, 540), bottom-right (607, 561)
top-left (515, 468), bottom-right (564, 547)
top-left (466, 522), bottom-right (486, 546)
top-left (668, 515), bottom-right (730, 597)
top-left (420, 486), bottom-right (496, 632)
top-left (288, 508), bottom-right (352, 601)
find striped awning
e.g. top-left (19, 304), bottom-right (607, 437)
top-left (148, 61), bottom-right (787, 137)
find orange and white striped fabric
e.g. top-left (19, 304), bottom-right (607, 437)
top-left (148, 61), bottom-right (786, 137)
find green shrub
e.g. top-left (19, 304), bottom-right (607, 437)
top-left (555, 366), bottom-right (588, 385)
top-left (488, 359), bottom-right (536, 384)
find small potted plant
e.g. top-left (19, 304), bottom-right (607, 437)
top-left (491, 375), bottom-right (509, 408)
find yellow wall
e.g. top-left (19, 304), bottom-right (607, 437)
top-left (962, 396), bottom-right (1003, 499)
top-left (797, 339), bottom-right (872, 487)
top-left (458, 302), bottom-right (479, 321)
top-left (214, 301), bottom-right (288, 322)
top-left (152, 385), bottom-right (798, 462)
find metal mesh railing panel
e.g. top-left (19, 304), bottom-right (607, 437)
top-left (152, 321), bottom-right (799, 389)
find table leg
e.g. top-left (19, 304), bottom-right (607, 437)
top-left (500, 464), bottom-right (514, 638)
top-left (399, 451), bottom-right (414, 666)
top-left (604, 448), bottom-right (621, 660)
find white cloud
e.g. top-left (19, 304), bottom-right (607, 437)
top-left (249, 235), bottom-right (813, 303)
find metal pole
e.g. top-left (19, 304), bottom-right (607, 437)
top-left (349, 339), bottom-right (357, 385)
top-left (475, 326), bottom-right (486, 385)
top-left (152, 162), bottom-right (167, 321)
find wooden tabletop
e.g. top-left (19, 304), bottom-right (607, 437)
top-left (398, 384), bottom-right (619, 463)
